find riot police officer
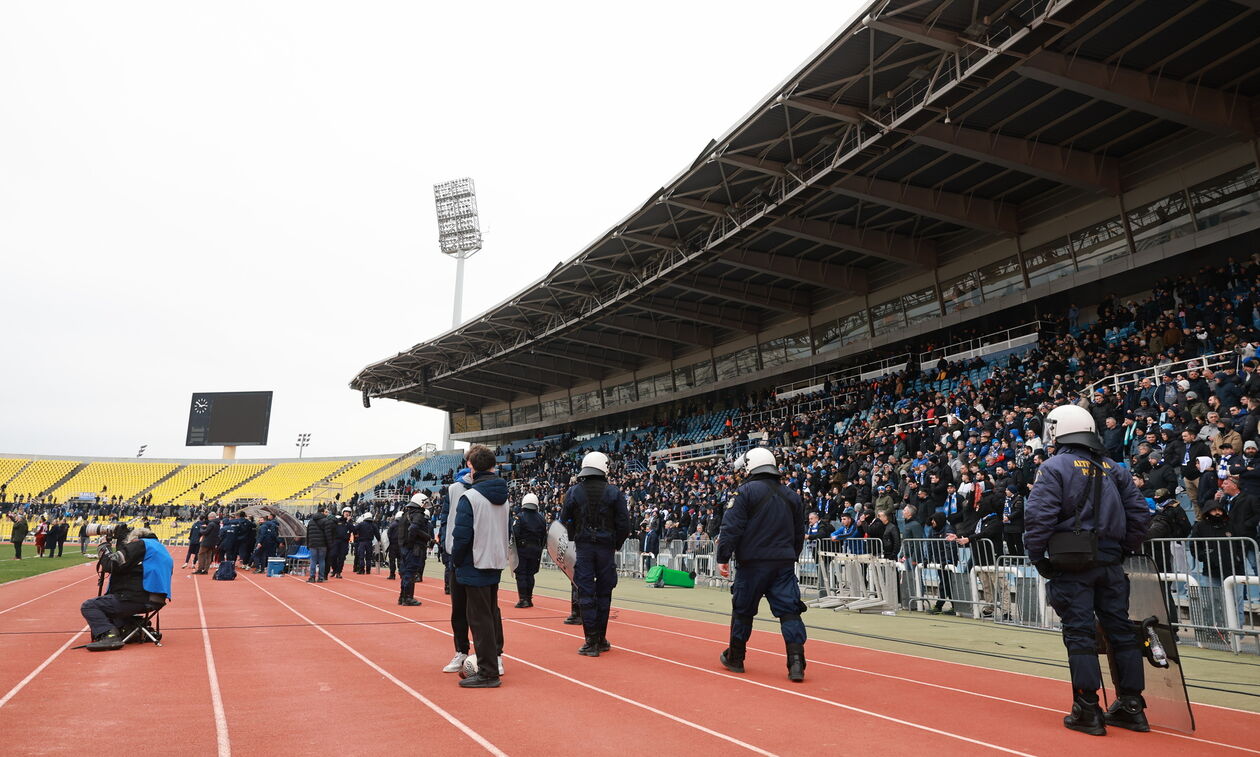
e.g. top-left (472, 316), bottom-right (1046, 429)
top-left (398, 493), bottom-right (432, 607)
top-left (512, 493), bottom-right (547, 608)
top-left (353, 513), bottom-right (379, 574)
top-left (1025, 404), bottom-right (1151, 735)
top-left (560, 452), bottom-right (631, 656)
top-left (716, 446), bottom-right (808, 682)
top-left (385, 510), bottom-right (402, 580)
top-left (328, 507), bottom-right (354, 579)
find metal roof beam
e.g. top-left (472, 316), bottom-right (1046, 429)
top-left (718, 248), bottom-right (868, 294)
top-left (560, 330), bottom-right (675, 361)
top-left (911, 122), bottom-right (1122, 194)
top-left (629, 298), bottom-right (761, 333)
top-left (618, 231), bottom-right (678, 250)
top-left (829, 175), bottom-right (1019, 234)
top-left (664, 196), bottom-right (729, 217)
top-left (865, 17), bottom-right (961, 52)
top-left (1017, 51), bottom-right (1257, 139)
top-left (533, 344), bottom-right (641, 372)
top-left (768, 216), bottom-right (937, 267)
top-left (785, 98), bottom-right (867, 124)
top-left (669, 275), bottom-right (812, 317)
top-left (448, 371), bottom-right (543, 395)
top-left (482, 363), bottom-right (574, 390)
top-left (717, 154), bottom-right (788, 177)
top-left (421, 378), bottom-right (515, 404)
top-left (506, 353), bottom-right (608, 382)
top-left (603, 314), bottom-right (715, 347)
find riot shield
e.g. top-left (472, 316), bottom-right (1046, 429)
top-left (1098, 555), bottom-right (1194, 733)
top-left (546, 520), bottom-right (576, 581)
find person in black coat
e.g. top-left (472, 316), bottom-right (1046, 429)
top-left (304, 506), bottom-right (333, 582)
top-left (8, 514), bottom-right (28, 560)
top-left (385, 511), bottom-right (402, 580)
top-left (236, 516), bottom-right (256, 566)
top-left (182, 517), bottom-right (204, 569)
top-left (195, 513), bottom-right (220, 574)
top-left (1001, 485), bottom-right (1025, 557)
top-left (328, 507), bottom-right (354, 579)
top-left (511, 493), bottom-right (547, 608)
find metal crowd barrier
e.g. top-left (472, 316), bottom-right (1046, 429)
top-left (899, 538), bottom-right (998, 618)
top-left (810, 539), bottom-right (900, 612)
top-left (1142, 537), bottom-right (1259, 653)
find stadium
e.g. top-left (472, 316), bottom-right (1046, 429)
top-left (4, 0), bottom-right (1260, 754)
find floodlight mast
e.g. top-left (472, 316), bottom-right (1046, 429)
top-left (433, 177), bottom-right (483, 452)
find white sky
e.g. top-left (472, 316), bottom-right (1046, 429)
top-left (1, 0), bottom-right (864, 460)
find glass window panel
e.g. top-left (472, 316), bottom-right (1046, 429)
top-left (484, 409), bottom-right (510, 429)
top-left (786, 330), bottom-right (811, 361)
top-left (734, 346), bottom-right (759, 375)
top-left (840, 311), bottom-right (869, 344)
top-left (941, 270), bottom-right (982, 314)
top-left (512, 404), bottom-right (539, 425)
top-left (1127, 190), bottom-right (1193, 251)
top-left (692, 359), bottom-right (715, 386)
top-left (636, 377), bottom-right (654, 402)
top-left (978, 255), bottom-right (1024, 300)
top-left (672, 366), bottom-right (693, 391)
top-left (871, 297), bottom-right (905, 337)
top-left (903, 286), bottom-right (940, 326)
top-left (1071, 216), bottom-right (1128, 272)
top-left (761, 337), bottom-right (789, 368)
top-left (1190, 165), bottom-right (1260, 230)
top-left (715, 352), bottom-right (738, 381)
top-left (812, 318), bottom-right (842, 354)
top-left (653, 373), bottom-right (674, 395)
top-left (1024, 236), bottom-right (1075, 287)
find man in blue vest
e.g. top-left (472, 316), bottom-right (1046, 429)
top-left (80, 527), bottom-right (173, 651)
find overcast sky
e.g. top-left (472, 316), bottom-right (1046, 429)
top-left (1, 0), bottom-right (863, 460)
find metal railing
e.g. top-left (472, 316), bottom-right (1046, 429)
top-left (1085, 351), bottom-right (1238, 395)
top-left (918, 321), bottom-right (1048, 366)
top-left (648, 438), bottom-right (733, 466)
top-left (774, 353), bottom-right (912, 400)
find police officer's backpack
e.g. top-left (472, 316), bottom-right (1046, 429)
top-left (212, 559), bottom-right (237, 581)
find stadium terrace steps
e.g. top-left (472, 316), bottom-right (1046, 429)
top-left (34, 461), bottom-right (86, 498)
top-left (49, 461), bottom-right (178, 502)
top-left (183, 463), bottom-right (270, 506)
top-left (151, 463), bottom-right (230, 507)
top-left (350, 446), bottom-right (430, 493)
top-left (0, 458), bottom-right (31, 488)
top-left (128, 464), bottom-right (186, 503)
top-left (227, 460), bottom-right (348, 502)
top-left (207, 464), bottom-right (274, 504)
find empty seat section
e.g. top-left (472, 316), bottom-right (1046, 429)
top-left (5, 459), bottom-right (79, 499)
top-left (149, 463), bottom-right (228, 506)
top-left (228, 460), bottom-right (348, 502)
top-left (196, 464), bottom-right (269, 503)
top-left (50, 461), bottom-right (177, 501)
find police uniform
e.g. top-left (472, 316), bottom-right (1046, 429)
top-left (511, 499), bottom-right (547, 608)
top-left (398, 501), bottom-right (431, 606)
top-left (353, 517), bottom-right (379, 574)
top-left (1024, 405), bottom-right (1152, 735)
top-left (253, 517), bottom-right (279, 573)
top-left (328, 512), bottom-right (353, 578)
top-left (716, 453), bottom-right (808, 681)
top-left (560, 454), bottom-right (631, 656)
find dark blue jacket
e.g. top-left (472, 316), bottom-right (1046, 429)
top-left (560, 480), bottom-right (631, 548)
top-left (511, 510), bottom-right (547, 554)
top-left (257, 519), bottom-right (279, 546)
top-left (716, 474), bottom-right (806, 564)
top-left (450, 474), bottom-right (510, 587)
top-left (218, 517), bottom-right (243, 554)
top-left (1023, 446), bottom-right (1149, 564)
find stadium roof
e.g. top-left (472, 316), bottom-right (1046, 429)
top-left (353, 0), bottom-right (1260, 413)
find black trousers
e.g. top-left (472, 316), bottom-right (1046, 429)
top-left (514, 549), bottom-right (541, 600)
top-left (12, 542), bottom-right (21, 560)
top-left (81, 594), bottom-right (149, 637)
top-left (449, 579), bottom-right (471, 655)
top-left (463, 583), bottom-right (504, 678)
top-left (1046, 564), bottom-right (1144, 696)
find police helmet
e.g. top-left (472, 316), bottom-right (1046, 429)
top-left (579, 451), bottom-right (609, 478)
top-left (740, 447), bottom-right (780, 477)
top-left (1044, 404), bottom-right (1104, 452)
top-left (521, 493), bottom-right (540, 511)
top-left (408, 492), bottom-right (428, 508)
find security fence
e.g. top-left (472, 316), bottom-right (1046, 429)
top-left (535, 533), bottom-right (1260, 654)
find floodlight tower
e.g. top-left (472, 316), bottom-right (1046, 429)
top-left (433, 178), bottom-right (483, 452)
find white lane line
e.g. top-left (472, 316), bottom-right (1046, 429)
top-left (0, 575), bottom-right (93, 616)
top-left (193, 578), bottom-right (231, 757)
top-left (0, 625), bottom-right (87, 709)
top-left (0, 561), bottom-right (91, 590)
top-left (386, 579), bottom-right (1038, 756)
top-left (306, 577), bottom-right (778, 757)
top-left (244, 575), bottom-right (507, 757)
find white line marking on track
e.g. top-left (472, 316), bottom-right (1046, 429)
top-left (304, 577), bottom-right (780, 756)
top-left (0, 561), bottom-right (91, 590)
top-left (0, 625), bottom-right (87, 709)
top-left (243, 575), bottom-right (508, 757)
top-left (194, 577), bottom-right (232, 757)
top-left (0, 575), bottom-right (93, 616)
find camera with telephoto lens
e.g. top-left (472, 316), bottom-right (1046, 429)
top-left (85, 522), bottom-right (130, 542)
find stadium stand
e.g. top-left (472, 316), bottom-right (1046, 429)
top-left (0, 457), bottom-right (29, 488)
top-left (146, 463), bottom-right (228, 506)
top-left (49, 461), bottom-right (178, 502)
top-left (225, 460), bottom-right (348, 503)
top-left (3, 459), bottom-right (78, 500)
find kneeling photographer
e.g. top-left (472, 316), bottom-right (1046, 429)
top-left (79, 524), bottom-right (173, 651)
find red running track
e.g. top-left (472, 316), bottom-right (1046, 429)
top-left (0, 564), bottom-right (1255, 756)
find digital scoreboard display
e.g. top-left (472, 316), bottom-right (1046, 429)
top-left (186, 391), bottom-right (273, 446)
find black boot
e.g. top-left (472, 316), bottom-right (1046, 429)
top-left (786, 642), bottom-right (806, 682)
top-left (514, 598), bottom-right (530, 608)
top-left (399, 585), bottom-right (421, 606)
top-left (1063, 692), bottom-right (1106, 736)
top-left (85, 627), bottom-right (125, 652)
top-left (387, 572), bottom-right (396, 580)
top-left (720, 639), bottom-right (746, 673)
top-left (578, 635), bottom-right (601, 657)
top-left (563, 609), bottom-right (582, 625)
top-left (597, 637), bottom-right (611, 652)
top-left (1104, 694), bottom-right (1149, 732)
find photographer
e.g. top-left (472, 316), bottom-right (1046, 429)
top-left (80, 527), bottom-right (173, 651)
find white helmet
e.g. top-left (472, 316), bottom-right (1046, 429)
top-left (740, 446), bottom-right (780, 477)
top-left (521, 493), bottom-right (539, 511)
top-left (1045, 404), bottom-right (1102, 451)
top-left (408, 492), bottom-right (429, 507)
top-left (579, 451), bottom-right (609, 478)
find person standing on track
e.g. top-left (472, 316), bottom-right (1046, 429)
top-left (353, 512), bottom-right (379, 575)
top-left (398, 493), bottom-right (431, 606)
top-left (439, 452), bottom-right (475, 673)
top-left (328, 507), bottom-right (353, 579)
top-left (560, 451), bottom-right (631, 657)
top-left (511, 493), bottom-right (546, 608)
top-left (304, 506), bottom-right (332, 583)
top-left (1024, 404), bottom-right (1151, 736)
top-left (253, 513), bottom-right (279, 573)
top-left (449, 445), bottom-right (510, 688)
top-left (716, 446), bottom-right (809, 682)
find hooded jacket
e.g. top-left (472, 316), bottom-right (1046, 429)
top-left (449, 473), bottom-right (510, 587)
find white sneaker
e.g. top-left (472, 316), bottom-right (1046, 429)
top-left (442, 653), bottom-right (468, 673)
top-left (498, 658), bottom-right (505, 676)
